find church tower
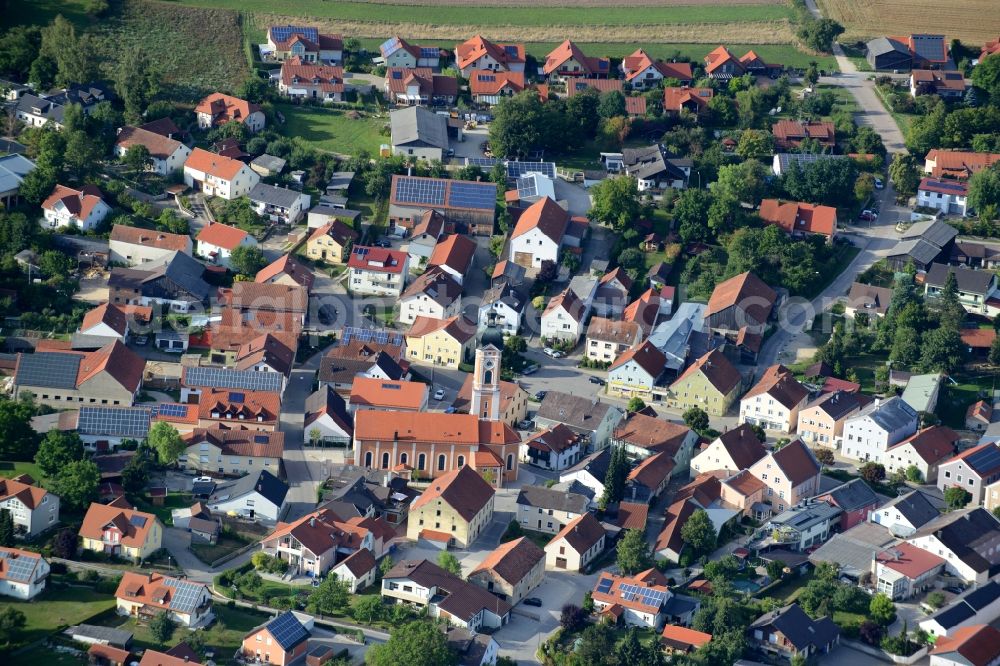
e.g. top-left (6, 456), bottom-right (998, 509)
top-left (471, 343), bottom-right (502, 422)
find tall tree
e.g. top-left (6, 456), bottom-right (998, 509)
top-left (39, 16), bottom-right (100, 87)
top-left (228, 245), bottom-right (267, 276)
top-left (147, 422), bottom-right (185, 465)
top-left (149, 610), bottom-right (176, 644)
top-left (0, 510), bottom-right (14, 547)
top-left (437, 551), bottom-right (462, 576)
top-left (597, 90), bottom-right (627, 120)
top-left (0, 26), bottom-right (41, 79)
top-left (969, 164), bottom-right (1000, 214)
top-left (599, 445), bottom-right (628, 509)
top-left (53, 460), bottom-right (100, 509)
top-left (0, 607), bottom-right (27, 646)
top-left (680, 508), bottom-right (716, 557)
top-left (588, 175), bottom-right (640, 230)
top-left (616, 528), bottom-right (653, 574)
top-left (0, 396), bottom-right (40, 461)
top-left (115, 45), bottom-right (160, 122)
top-left (488, 91), bottom-right (548, 159)
top-left (366, 621), bottom-right (457, 666)
top-left (35, 430), bottom-right (84, 477)
top-left (309, 574), bottom-right (350, 614)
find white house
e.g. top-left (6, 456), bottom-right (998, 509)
top-left (521, 424), bottom-right (584, 472)
top-left (399, 267), bottom-right (462, 325)
top-left (907, 508), bottom-right (1000, 584)
top-left (194, 93), bottom-right (265, 132)
top-left (0, 548), bottom-right (49, 600)
top-left (544, 513), bottom-right (606, 571)
top-left (206, 470), bottom-right (288, 524)
top-left (183, 147), bottom-right (260, 200)
top-left (918, 178), bottom-right (969, 217)
top-left (738, 365), bottom-right (809, 434)
top-left (303, 386), bottom-right (353, 446)
top-left (928, 625), bottom-right (1000, 665)
top-left (558, 449), bottom-right (610, 505)
top-left (690, 423), bottom-right (767, 479)
top-left (937, 443), bottom-right (1000, 506)
top-left (41, 184), bottom-right (110, 232)
top-left (329, 548), bottom-right (377, 593)
top-left (347, 246), bottom-right (409, 297)
top-left (248, 183), bottom-right (311, 225)
top-left (541, 288), bottom-right (587, 343)
top-left (479, 281), bottom-right (525, 335)
top-left (884, 426), bottom-right (958, 484)
top-left (79, 302), bottom-right (130, 342)
top-left (196, 222), bottom-right (256, 269)
top-left (871, 490), bottom-right (941, 538)
top-left (508, 197), bottom-right (568, 268)
top-left (921, 581), bottom-right (1000, 639)
top-left (114, 126), bottom-right (191, 176)
top-left (109, 224), bottom-right (192, 265)
top-left (841, 397), bottom-right (919, 464)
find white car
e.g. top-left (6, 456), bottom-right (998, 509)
top-left (543, 347), bottom-right (564, 358)
top-left (433, 388), bottom-right (446, 400)
top-left (193, 476), bottom-right (213, 484)
top-left (874, 177), bottom-right (884, 189)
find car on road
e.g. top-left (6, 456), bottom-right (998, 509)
top-left (523, 598), bottom-right (543, 607)
top-left (193, 476), bottom-right (213, 483)
top-left (589, 376), bottom-right (605, 386)
top-left (859, 209), bottom-right (878, 222)
top-left (518, 420), bottom-right (534, 430)
top-left (521, 364), bottom-right (539, 375)
top-left (874, 177), bottom-right (884, 189)
top-left (534, 390), bottom-right (547, 401)
top-left (318, 304), bottom-right (338, 325)
top-left (374, 239), bottom-right (392, 248)
top-left (543, 347), bottom-right (564, 358)
top-left (433, 388), bottom-right (446, 401)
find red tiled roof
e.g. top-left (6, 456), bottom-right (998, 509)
top-left (704, 45), bottom-right (738, 74)
top-left (77, 340), bottom-right (144, 392)
top-left (610, 340), bottom-right (666, 378)
top-left (925, 150), bottom-right (1000, 180)
top-left (743, 364), bottom-right (808, 409)
top-left (354, 411), bottom-right (518, 448)
top-left (197, 388), bottom-right (281, 423)
top-left (968, 400), bottom-right (993, 424)
top-left (0, 477), bottom-right (48, 510)
top-left (661, 625), bottom-right (712, 650)
top-left (511, 196), bottom-right (569, 242)
top-left (197, 222), bottom-right (248, 250)
top-left (406, 314), bottom-right (476, 344)
top-left (347, 246), bottom-right (407, 274)
top-left (622, 49), bottom-right (693, 83)
top-left (770, 439), bottom-right (821, 487)
top-left (663, 86), bottom-right (714, 112)
top-left (772, 120), bottom-right (835, 147)
top-left (455, 35), bottom-right (525, 71)
top-left (80, 502), bottom-right (159, 546)
top-left (470, 536), bottom-right (544, 586)
top-left (308, 219), bottom-right (358, 247)
top-left (911, 69), bottom-right (966, 93)
top-left (759, 199), bottom-right (837, 237)
top-left (281, 59), bottom-right (344, 93)
top-left (875, 542), bottom-right (945, 579)
top-left (705, 271), bottom-right (776, 324)
top-left (931, 624), bottom-right (1000, 666)
top-left (185, 148), bottom-right (248, 181)
top-left (544, 287), bottom-right (586, 323)
top-left (614, 412), bottom-right (692, 457)
top-left (194, 93), bottom-right (260, 125)
top-left (411, 465), bottom-right (495, 522)
top-left (469, 70), bottom-right (525, 96)
top-left (548, 512), bottom-right (605, 554)
top-left (110, 224), bottom-right (190, 252)
top-left (592, 570), bottom-right (670, 614)
top-left (385, 67), bottom-right (457, 98)
top-left (543, 40), bottom-right (609, 76)
top-left (616, 501), bottom-right (649, 531)
top-left (255, 254), bottom-right (314, 291)
top-left (350, 376), bottom-right (427, 410)
top-left (429, 233), bottom-right (476, 273)
top-left (627, 451), bottom-right (676, 490)
top-left (81, 302), bottom-right (129, 337)
top-left (42, 184), bottom-right (106, 219)
top-left (625, 96), bottom-right (647, 116)
top-left (564, 78), bottom-right (623, 97)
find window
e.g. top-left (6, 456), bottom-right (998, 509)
top-left (364, 452), bottom-right (373, 467)
top-left (438, 454), bottom-right (446, 471)
top-left (400, 453), bottom-right (408, 465)
top-left (418, 453), bottom-right (426, 470)
top-left (381, 452), bottom-right (390, 468)
top-left (457, 455), bottom-right (465, 468)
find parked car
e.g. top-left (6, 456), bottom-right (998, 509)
top-left (374, 239), bottom-right (392, 248)
top-left (523, 598), bottom-right (543, 607)
top-left (533, 390), bottom-right (547, 401)
top-left (859, 209), bottom-right (878, 222)
top-left (318, 304), bottom-right (338, 325)
top-left (522, 364), bottom-right (539, 375)
top-left (193, 476), bottom-right (213, 483)
top-left (518, 420), bottom-right (534, 430)
top-left (589, 376), bottom-right (605, 386)
top-left (433, 388), bottom-right (446, 401)
top-left (874, 177), bottom-right (884, 189)
top-left (542, 347), bottom-right (557, 358)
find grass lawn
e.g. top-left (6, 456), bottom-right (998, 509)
top-left (190, 534), bottom-right (253, 565)
top-left (9, 645), bottom-right (86, 666)
top-left (520, 529), bottom-right (554, 551)
top-left (0, 585), bottom-right (117, 648)
top-left (0, 461), bottom-right (47, 484)
top-left (937, 374), bottom-right (994, 428)
top-left (4, 0), bottom-right (96, 27)
top-left (131, 492), bottom-right (193, 527)
top-left (180, 1), bottom-right (792, 27)
top-left (278, 104), bottom-right (387, 157)
top-left (99, 604), bottom-right (270, 655)
top-left (759, 571), bottom-right (815, 604)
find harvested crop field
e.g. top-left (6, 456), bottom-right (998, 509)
top-left (93, 0), bottom-right (249, 100)
top-left (817, 0), bottom-right (1000, 45)
top-left (178, 0), bottom-right (793, 26)
top-left (303, 0), bottom-right (785, 6)
top-left (258, 14), bottom-right (797, 46)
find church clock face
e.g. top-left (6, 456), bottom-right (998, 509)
top-left (485, 360), bottom-right (494, 370)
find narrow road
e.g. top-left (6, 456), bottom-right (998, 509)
top-left (803, 0), bottom-right (907, 153)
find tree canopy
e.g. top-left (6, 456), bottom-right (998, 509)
top-left (366, 621), bottom-right (457, 666)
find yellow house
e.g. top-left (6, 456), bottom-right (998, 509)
top-left (406, 465), bottom-right (495, 548)
top-left (405, 315), bottom-right (476, 370)
top-left (667, 349), bottom-right (743, 417)
top-left (182, 428), bottom-right (284, 477)
top-left (79, 501), bottom-right (163, 562)
top-left (305, 219), bottom-right (358, 264)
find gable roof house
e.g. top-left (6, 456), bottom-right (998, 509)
top-left (389, 175), bottom-right (496, 236)
top-left (612, 412), bottom-right (697, 467)
top-left (924, 150), bottom-right (1000, 181)
top-left (255, 254), bottom-right (315, 293)
top-left (0, 547), bottom-right (50, 600)
top-left (759, 199), bottom-right (837, 240)
top-left (844, 282), bottom-right (894, 320)
top-left (928, 624), bottom-right (1000, 665)
top-left (873, 542), bottom-right (946, 601)
top-left (747, 439), bottom-right (822, 514)
top-left (667, 349), bottom-right (744, 417)
top-left (816, 478), bottom-right (879, 531)
top-left (379, 36), bottom-right (442, 69)
top-left (405, 465), bottom-right (496, 547)
top-left (924, 263), bottom-right (1000, 317)
top-left (114, 126), bottom-right (191, 177)
top-left (0, 153), bottom-right (37, 208)
top-left (240, 611), bottom-right (312, 666)
top-left (841, 396), bottom-right (919, 464)
top-left (887, 219), bottom-right (959, 271)
top-left (921, 580), bottom-right (1000, 639)
top-left (382, 559), bottom-right (512, 631)
top-left (390, 106), bottom-right (450, 161)
top-left (749, 603), bottom-right (840, 660)
top-left (515, 485), bottom-right (589, 535)
top-left (866, 34), bottom-right (949, 71)
top-left (621, 49), bottom-right (693, 89)
top-left (79, 501), bottom-right (163, 562)
top-left (108, 251), bottom-right (211, 314)
top-left (591, 569), bottom-right (689, 630)
top-left (558, 449), bottom-right (611, 506)
top-left (884, 425), bottom-right (958, 484)
top-left (0, 477), bottom-right (59, 537)
top-left (303, 385), bottom-right (353, 446)
top-left (194, 93), bottom-right (264, 132)
top-left (206, 470), bottom-right (289, 524)
top-left (41, 184), bottom-right (110, 232)
top-left (183, 148), bottom-right (260, 200)
top-left (348, 246), bottom-right (409, 298)
top-left (739, 364), bottom-right (809, 434)
top-left (183, 427), bottom-right (284, 478)
top-left (259, 508), bottom-right (381, 578)
top-left (399, 267), bottom-right (462, 325)
top-left (704, 271), bottom-right (776, 335)
top-left (114, 572), bottom-right (212, 628)
top-left (429, 233), bottom-right (476, 285)
top-left (911, 69), bottom-right (966, 98)
top-left (195, 221), bottom-right (257, 269)
top-left (14, 84), bottom-right (112, 129)
top-left (872, 489), bottom-right (942, 537)
top-left (468, 537), bottom-right (544, 605)
top-left (248, 183), bottom-right (311, 225)
top-left (384, 67), bottom-right (458, 107)
top-left (13, 340), bottom-right (145, 408)
top-left (541, 287), bottom-right (588, 344)
top-left (704, 45), bottom-right (781, 79)
top-left (521, 423), bottom-right (585, 472)
top-left (469, 71), bottom-right (526, 106)
top-left (305, 219), bottom-right (358, 265)
top-left (535, 392), bottom-right (625, 451)
top-left (544, 512), bottom-right (606, 571)
top-left (772, 120), bottom-right (836, 151)
top-left (79, 302), bottom-right (131, 344)
top-left (279, 59), bottom-right (344, 103)
top-left (663, 87), bottom-right (714, 118)
top-left (938, 443), bottom-right (1000, 506)
top-left (109, 224), bottom-right (192, 266)
top-left (621, 144), bottom-right (692, 191)
top-left (918, 177), bottom-right (970, 217)
top-left (479, 281), bottom-right (526, 336)
top-left (586, 317), bottom-right (642, 364)
top-left (690, 423), bottom-right (766, 479)
top-left (543, 40), bottom-right (610, 80)
top-left (455, 36), bottom-right (526, 77)
top-left (266, 25), bottom-right (343, 63)
top-left (907, 508), bottom-right (1000, 584)
top-left (509, 196), bottom-right (570, 269)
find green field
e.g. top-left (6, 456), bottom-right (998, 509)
top-left (278, 104), bottom-right (387, 156)
top-left (0, 585), bottom-right (117, 649)
top-left (175, 0), bottom-right (791, 26)
top-left (353, 38), bottom-right (837, 70)
top-left (2, 0), bottom-right (96, 27)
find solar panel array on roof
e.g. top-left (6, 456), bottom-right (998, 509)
top-left (596, 576), bottom-right (613, 594)
top-left (394, 176), bottom-right (447, 206)
top-left (162, 577), bottom-right (205, 613)
top-left (965, 445), bottom-right (1000, 474)
top-left (271, 26), bottom-right (319, 43)
top-left (78, 406), bottom-right (152, 438)
top-left (266, 611), bottom-right (310, 651)
top-left (465, 157), bottom-right (499, 168)
top-left (253, 434), bottom-right (269, 443)
top-left (229, 392), bottom-right (246, 404)
top-left (420, 47), bottom-right (439, 58)
top-left (154, 403), bottom-right (189, 419)
top-left (184, 366), bottom-right (282, 393)
top-left (341, 327), bottom-right (404, 346)
top-left (130, 515), bottom-right (147, 528)
top-left (0, 550), bottom-right (38, 582)
top-left (15, 352), bottom-right (81, 389)
top-left (391, 71), bottom-right (402, 79)
top-left (507, 161), bottom-right (556, 179)
top-left (516, 176), bottom-right (538, 199)
top-left (449, 181), bottom-right (496, 209)
top-left (912, 35), bottom-right (944, 63)
top-left (619, 582), bottom-right (667, 607)
top-left (479, 74), bottom-right (496, 83)
top-left (380, 37), bottom-right (400, 55)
